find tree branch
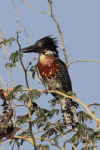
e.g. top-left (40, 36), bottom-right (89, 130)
top-left (16, 31), bottom-right (37, 150)
top-left (48, 0), bottom-right (68, 67)
top-left (12, 0), bottom-right (33, 45)
top-left (23, 88), bottom-right (100, 130)
top-left (68, 60), bottom-right (100, 66)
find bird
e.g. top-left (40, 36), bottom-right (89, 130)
top-left (21, 36), bottom-right (78, 127)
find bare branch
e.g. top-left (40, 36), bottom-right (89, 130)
top-left (21, 0), bottom-right (50, 15)
top-left (87, 103), bottom-right (100, 107)
top-left (0, 79), bottom-right (8, 89)
top-left (12, 0), bottom-right (33, 45)
top-left (47, 0), bottom-right (68, 67)
top-left (68, 60), bottom-right (100, 66)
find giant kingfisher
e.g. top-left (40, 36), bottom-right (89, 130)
top-left (21, 36), bottom-right (78, 127)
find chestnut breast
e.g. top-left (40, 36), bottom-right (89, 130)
top-left (38, 54), bottom-right (59, 79)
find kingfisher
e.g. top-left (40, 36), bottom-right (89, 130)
top-left (21, 36), bottom-right (78, 127)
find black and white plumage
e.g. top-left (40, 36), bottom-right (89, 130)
top-left (21, 36), bottom-right (78, 127)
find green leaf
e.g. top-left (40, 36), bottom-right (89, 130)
top-left (0, 37), bottom-right (15, 47)
top-left (37, 144), bottom-right (50, 150)
top-left (7, 85), bottom-right (23, 100)
top-left (28, 89), bottom-right (41, 101)
top-left (5, 63), bottom-right (16, 68)
top-left (9, 51), bottom-right (23, 65)
top-left (78, 111), bottom-right (92, 123)
top-left (30, 65), bottom-right (37, 79)
top-left (18, 93), bottom-right (28, 103)
top-left (53, 135), bottom-right (59, 145)
top-left (16, 117), bottom-right (30, 125)
top-left (63, 141), bottom-right (67, 149)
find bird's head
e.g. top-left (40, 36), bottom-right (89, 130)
top-left (21, 36), bottom-right (59, 57)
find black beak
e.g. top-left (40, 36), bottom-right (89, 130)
top-left (21, 45), bottom-right (42, 53)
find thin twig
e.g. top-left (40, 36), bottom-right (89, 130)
top-left (12, 0), bottom-right (33, 45)
top-left (87, 103), bottom-right (100, 107)
top-left (21, 0), bottom-right (50, 15)
top-left (68, 60), bottom-right (100, 66)
top-left (0, 79), bottom-right (8, 89)
top-left (33, 129), bottom-right (44, 135)
top-left (26, 58), bottom-right (37, 70)
top-left (47, 0), bottom-right (68, 67)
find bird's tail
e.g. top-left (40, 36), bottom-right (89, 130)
top-left (61, 98), bottom-right (78, 128)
